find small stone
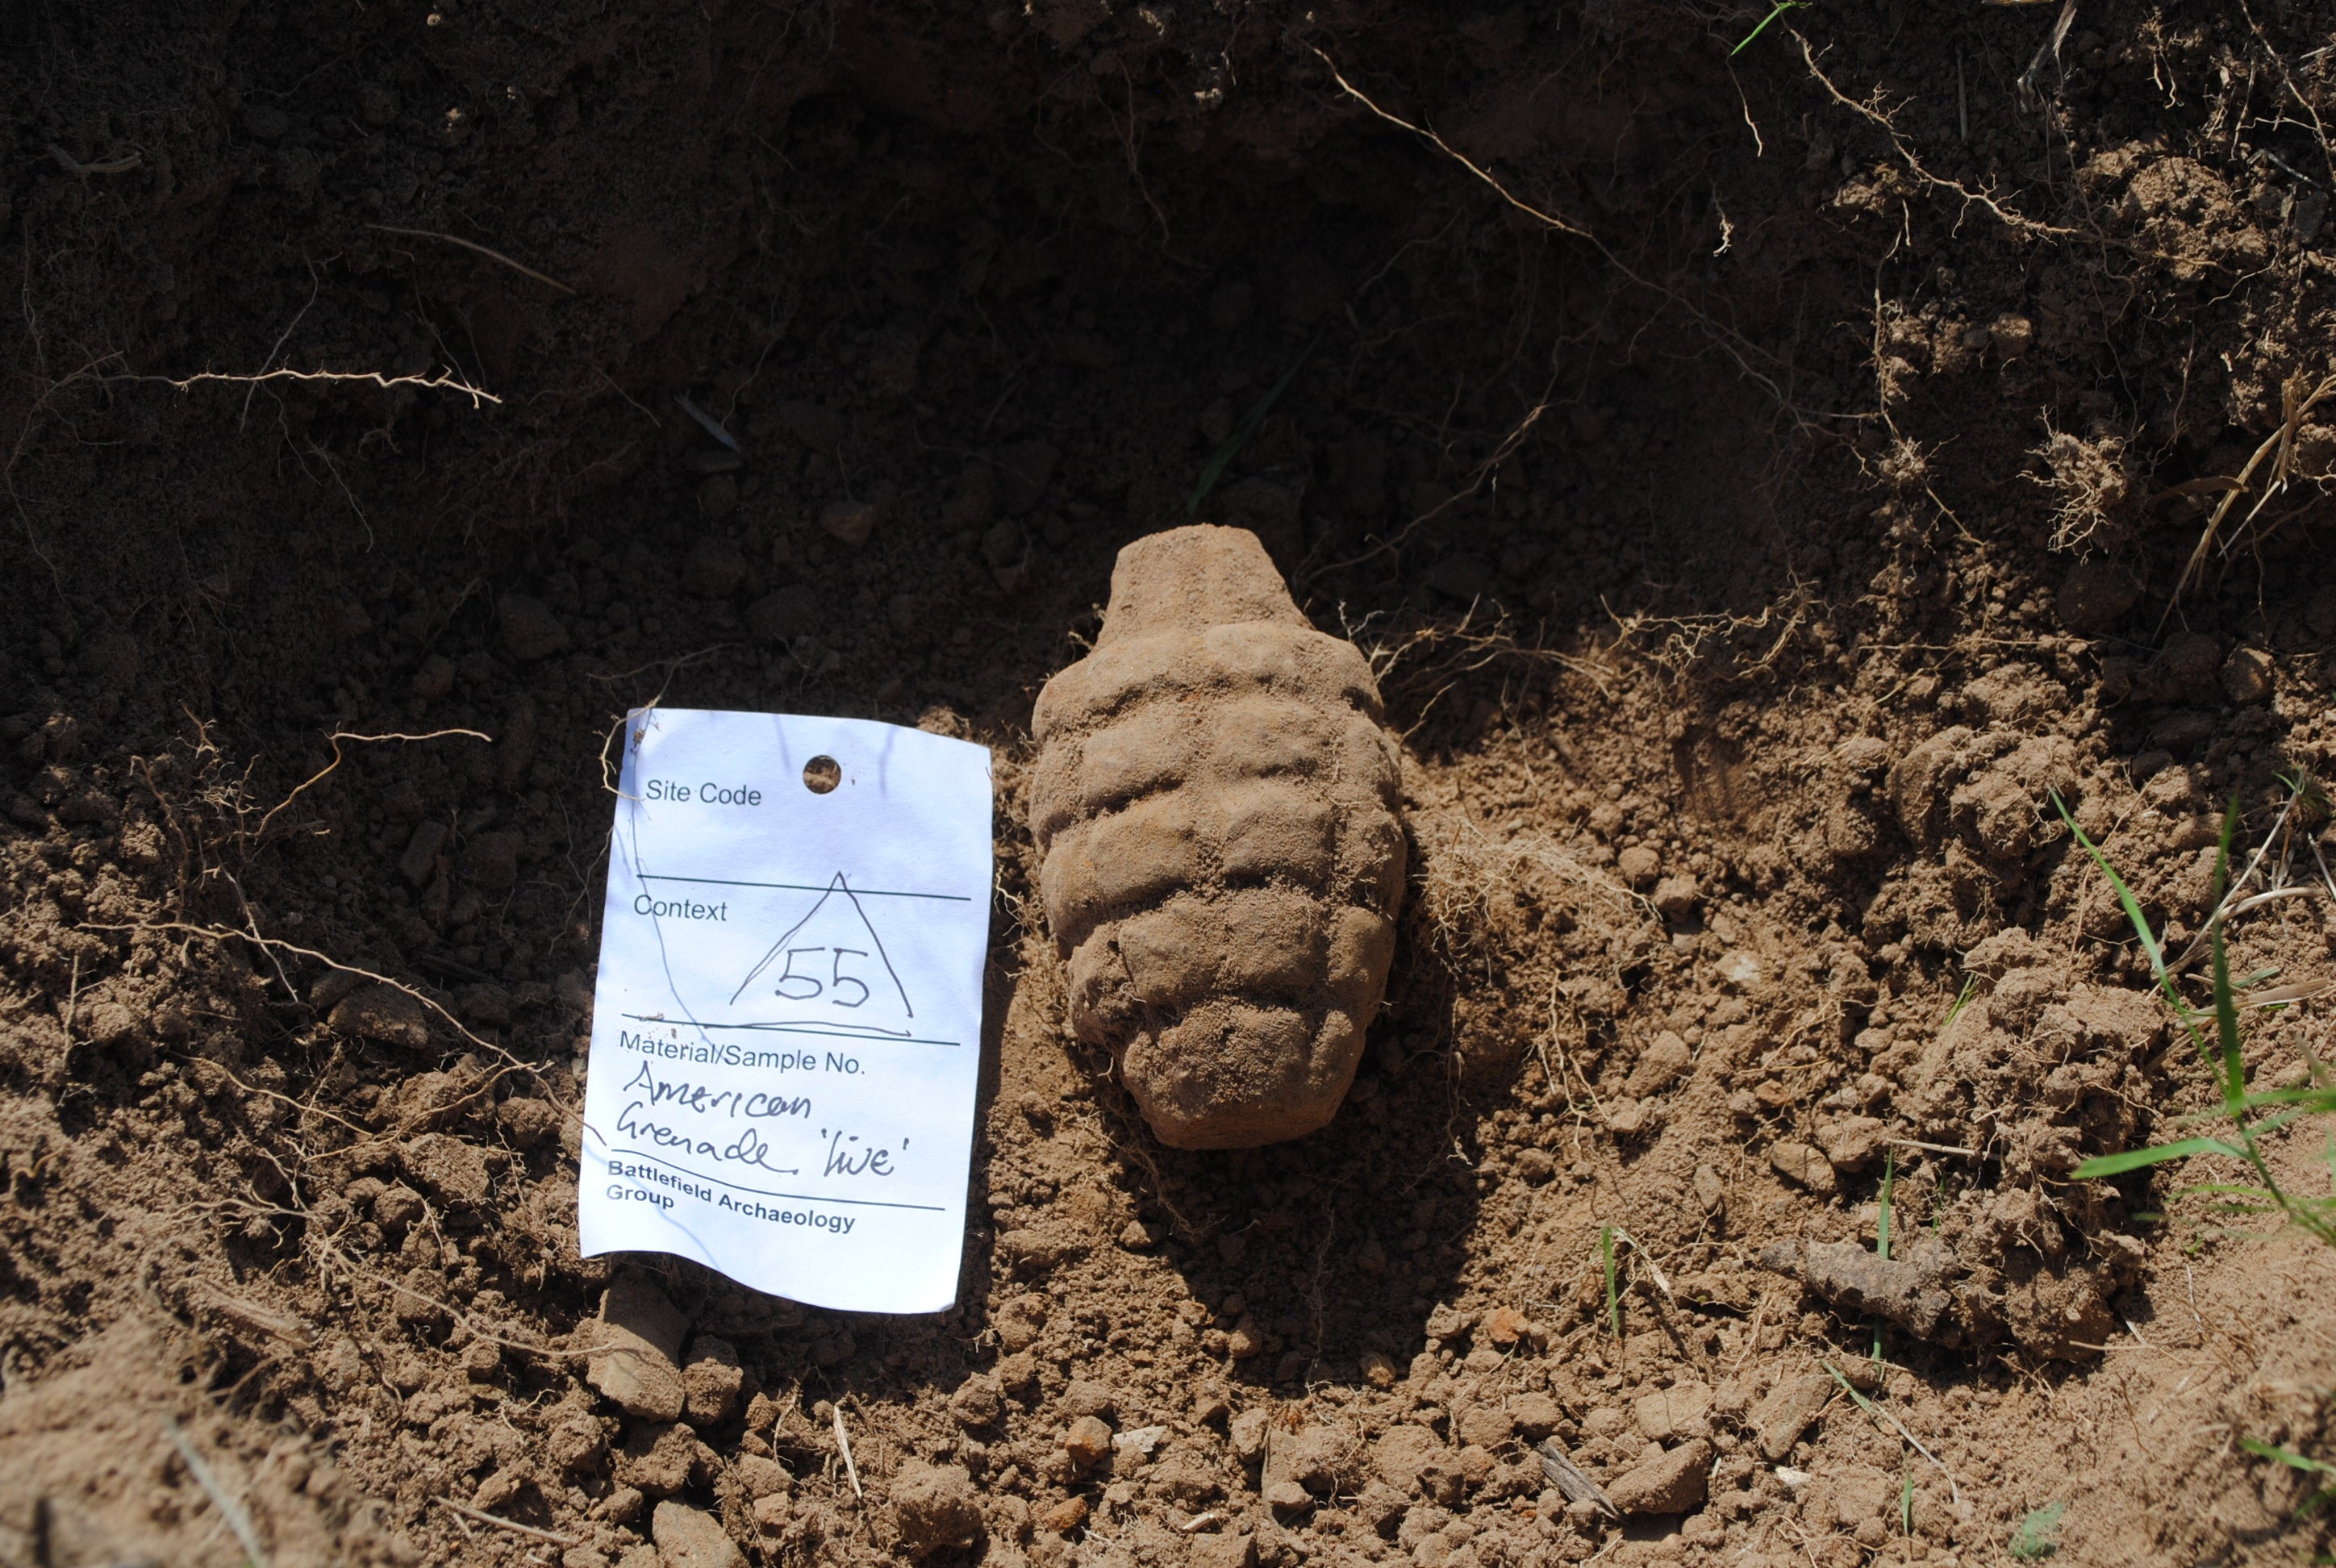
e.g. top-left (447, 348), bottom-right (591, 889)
top-left (2221, 645), bottom-right (2275, 704)
top-left (650, 1499), bottom-right (744, 1568)
top-left (1650, 874), bottom-right (1700, 918)
top-left (682, 537), bottom-right (748, 597)
top-left (889, 1459), bottom-right (982, 1556)
top-left (1112, 1424), bottom-right (1166, 1460)
top-left (1119, 1219), bottom-right (1166, 1249)
top-left (1264, 1479), bottom-right (1312, 1515)
top-left (820, 499), bottom-right (880, 548)
top-left (1693, 1164), bottom-right (1725, 1213)
top-left (1602, 1437), bottom-right (1711, 1515)
top-left (1616, 844), bottom-right (1662, 887)
top-left (1359, 1350), bottom-right (1399, 1389)
top-left (1750, 1374), bottom-right (1835, 1460)
top-left (745, 584), bottom-right (823, 644)
top-left (1066, 1414), bottom-right (1113, 1468)
top-left (1230, 1408), bottom-right (1271, 1464)
top-left (1224, 1316), bottom-right (1265, 1358)
top-left (329, 983), bottom-right (432, 1049)
top-left (682, 1336), bottom-right (744, 1424)
top-left (586, 1277), bottom-right (690, 1422)
top-left (498, 594), bottom-right (570, 661)
top-left (751, 1493), bottom-right (791, 1533)
top-left (697, 474), bottom-right (739, 519)
top-left (1037, 1495), bottom-right (1089, 1533)
top-left (1770, 1141), bottom-right (1838, 1195)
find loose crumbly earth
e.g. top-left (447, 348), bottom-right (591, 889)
top-left (5, 3), bottom-right (2336, 1567)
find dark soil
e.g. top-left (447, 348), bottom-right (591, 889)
top-left (3, 2), bottom-right (2336, 1566)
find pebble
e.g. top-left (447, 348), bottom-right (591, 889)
top-left (1064, 1414), bottom-right (1113, 1468)
top-left (2221, 645), bottom-right (2274, 703)
top-left (1750, 1373), bottom-right (1834, 1460)
top-left (1615, 845), bottom-right (1662, 888)
top-left (1632, 1382), bottom-right (1712, 1443)
top-left (497, 595), bottom-right (570, 661)
top-left (1650, 874), bottom-right (1700, 918)
top-left (1602, 1437), bottom-right (1711, 1514)
top-left (585, 1276), bottom-right (690, 1422)
top-left (1037, 1495), bottom-right (1089, 1533)
top-left (1264, 1479), bottom-right (1312, 1515)
top-left (1509, 1391), bottom-right (1561, 1438)
top-left (1769, 1141), bottom-right (1838, 1196)
top-left (820, 498), bottom-right (880, 548)
top-left (651, 1500), bottom-right (743, 1568)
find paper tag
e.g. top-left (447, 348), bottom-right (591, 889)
top-left (577, 708), bottom-right (993, 1313)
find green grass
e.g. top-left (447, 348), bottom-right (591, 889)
top-left (1599, 1224), bottom-right (1621, 1338)
top-left (2009, 1501), bottom-right (2064, 1560)
top-left (2238, 1437), bottom-right (2336, 1517)
top-left (1729, 0), bottom-right (1807, 54)
top-left (1941, 973), bottom-right (1979, 1028)
top-left (2052, 791), bottom-right (2336, 1248)
top-left (2055, 790), bottom-right (2336, 1536)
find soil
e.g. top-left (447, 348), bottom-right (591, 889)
top-left (4, 2), bottom-right (2336, 1567)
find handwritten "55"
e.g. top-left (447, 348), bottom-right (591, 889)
top-left (770, 946), bottom-right (873, 1007)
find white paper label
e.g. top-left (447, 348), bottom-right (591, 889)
top-left (577, 708), bottom-right (993, 1313)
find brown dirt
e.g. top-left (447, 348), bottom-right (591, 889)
top-left (4, 2), bottom-right (2336, 1566)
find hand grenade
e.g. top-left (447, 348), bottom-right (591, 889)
top-left (1029, 525), bottom-right (1407, 1148)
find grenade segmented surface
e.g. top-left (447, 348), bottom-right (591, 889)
top-left (1030, 525), bottom-right (1407, 1148)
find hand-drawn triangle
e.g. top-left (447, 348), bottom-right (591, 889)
top-left (727, 872), bottom-right (915, 1035)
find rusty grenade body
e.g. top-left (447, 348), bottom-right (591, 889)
top-left (1029, 525), bottom-right (1408, 1148)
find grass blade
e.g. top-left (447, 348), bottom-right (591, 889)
top-left (2071, 1136), bottom-right (2248, 1178)
top-left (1729, 0), bottom-right (1807, 54)
top-left (1599, 1224), bottom-right (1621, 1338)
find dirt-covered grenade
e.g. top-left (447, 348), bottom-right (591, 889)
top-left (1029, 525), bottom-right (1407, 1148)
